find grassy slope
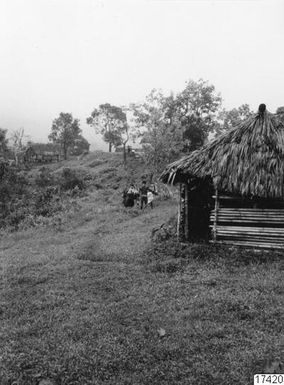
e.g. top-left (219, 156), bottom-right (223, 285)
top-left (0, 152), bottom-right (283, 385)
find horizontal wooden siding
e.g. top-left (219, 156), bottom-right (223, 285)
top-left (210, 208), bottom-right (284, 249)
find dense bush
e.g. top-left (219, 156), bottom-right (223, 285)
top-left (0, 162), bottom-right (30, 227)
top-left (0, 163), bottom-right (86, 231)
top-left (34, 187), bottom-right (62, 217)
top-left (35, 167), bottom-right (56, 187)
top-left (60, 168), bottom-right (85, 191)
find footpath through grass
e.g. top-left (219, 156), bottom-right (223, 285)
top-left (0, 191), bottom-right (283, 385)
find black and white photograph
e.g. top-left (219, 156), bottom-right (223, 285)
top-left (1, 0), bottom-right (284, 384)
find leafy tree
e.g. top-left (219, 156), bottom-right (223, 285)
top-left (9, 128), bottom-right (27, 165)
top-left (131, 89), bottom-right (183, 173)
top-left (131, 79), bottom-right (223, 171)
top-left (276, 106), bottom-right (284, 124)
top-left (141, 123), bottom-right (183, 173)
top-left (86, 103), bottom-right (127, 152)
top-left (216, 103), bottom-right (254, 135)
top-left (48, 113), bottom-right (81, 160)
top-left (0, 162), bottom-right (28, 226)
top-left (118, 122), bottom-right (131, 165)
top-left (117, 105), bottom-right (139, 164)
top-left (175, 79), bottom-right (222, 151)
top-left (0, 128), bottom-right (8, 159)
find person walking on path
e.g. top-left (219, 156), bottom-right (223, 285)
top-left (147, 184), bottom-right (158, 209)
top-left (147, 189), bottom-right (154, 209)
top-left (123, 183), bottom-right (139, 207)
top-left (139, 181), bottom-right (148, 209)
top-left (140, 181), bottom-right (158, 209)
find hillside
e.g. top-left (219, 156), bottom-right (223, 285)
top-left (0, 152), bottom-right (283, 385)
top-left (27, 150), bottom-right (172, 202)
top-left (29, 150), bottom-right (151, 191)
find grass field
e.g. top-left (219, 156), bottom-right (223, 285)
top-left (1, 153), bottom-right (283, 385)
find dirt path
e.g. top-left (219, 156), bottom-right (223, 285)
top-left (0, 200), bottom-right (177, 307)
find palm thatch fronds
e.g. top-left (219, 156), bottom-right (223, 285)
top-left (160, 105), bottom-right (284, 198)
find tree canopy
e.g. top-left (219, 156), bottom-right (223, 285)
top-left (0, 128), bottom-right (8, 159)
top-left (9, 128), bottom-right (27, 165)
top-left (276, 106), bottom-right (284, 124)
top-left (216, 104), bottom-right (254, 135)
top-left (130, 79), bottom-right (222, 173)
top-left (48, 113), bottom-right (81, 160)
top-left (175, 79), bottom-right (222, 151)
top-left (131, 89), bottom-right (183, 173)
top-left (86, 104), bottom-right (127, 152)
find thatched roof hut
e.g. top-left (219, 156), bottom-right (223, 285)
top-left (161, 104), bottom-right (284, 198)
top-left (160, 105), bottom-right (284, 248)
top-left (24, 143), bottom-right (61, 163)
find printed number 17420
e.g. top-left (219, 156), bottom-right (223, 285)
top-left (254, 374), bottom-right (283, 384)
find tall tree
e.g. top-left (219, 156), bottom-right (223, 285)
top-left (86, 104), bottom-right (127, 152)
top-left (131, 89), bottom-right (183, 173)
top-left (48, 113), bottom-right (81, 160)
top-left (10, 128), bottom-right (26, 165)
top-left (119, 105), bottom-right (139, 164)
top-left (141, 122), bottom-right (183, 174)
top-left (276, 106), bottom-right (284, 124)
top-left (131, 80), bottom-right (222, 172)
top-left (119, 121), bottom-right (131, 165)
top-left (175, 79), bottom-right (222, 151)
top-left (216, 103), bottom-right (254, 135)
top-left (0, 128), bottom-right (8, 159)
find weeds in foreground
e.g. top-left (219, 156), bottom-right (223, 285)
top-left (145, 235), bottom-right (284, 274)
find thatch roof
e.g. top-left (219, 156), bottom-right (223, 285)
top-left (160, 105), bottom-right (284, 198)
top-left (26, 143), bottom-right (61, 155)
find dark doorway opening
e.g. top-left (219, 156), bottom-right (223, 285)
top-left (186, 177), bottom-right (214, 242)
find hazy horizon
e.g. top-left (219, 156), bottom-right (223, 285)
top-left (1, 0), bottom-right (284, 150)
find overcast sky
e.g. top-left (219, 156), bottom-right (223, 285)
top-left (1, 0), bottom-right (284, 149)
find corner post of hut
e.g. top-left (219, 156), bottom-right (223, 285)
top-left (178, 183), bottom-right (186, 241)
top-left (213, 187), bottom-right (219, 242)
top-left (184, 183), bottom-right (189, 241)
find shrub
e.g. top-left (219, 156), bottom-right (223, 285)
top-left (4, 207), bottom-right (28, 229)
top-left (151, 216), bottom-right (177, 242)
top-left (0, 163), bottom-right (88, 231)
top-left (35, 167), bottom-right (56, 187)
top-left (60, 168), bottom-right (85, 191)
top-left (0, 164), bottom-right (29, 227)
top-left (34, 187), bottom-right (62, 217)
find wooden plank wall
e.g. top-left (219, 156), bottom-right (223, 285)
top-left (210, 207), bottom-right (284, 249)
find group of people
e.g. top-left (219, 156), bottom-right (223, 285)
top-left (123, 181), bottom-right (158, 209)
